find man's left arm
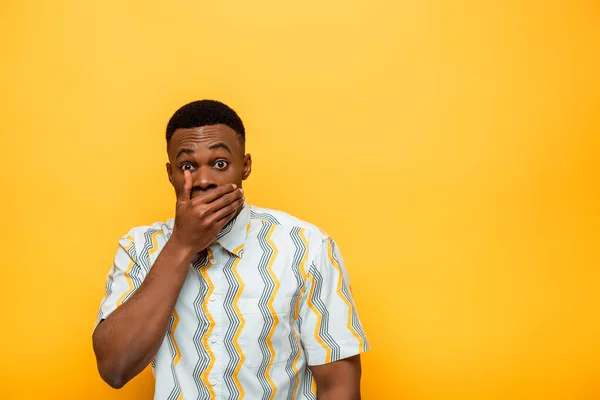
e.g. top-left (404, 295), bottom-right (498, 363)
top-left (299, 236), bottom-right (370, 400)
top-left (310, 355), bottom-right (362, 400)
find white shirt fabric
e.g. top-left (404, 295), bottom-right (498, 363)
top-left (95, 203), bottom-right (369, 400)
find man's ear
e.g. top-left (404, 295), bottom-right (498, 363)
top-left (166, 162), bottom-right (173, 184)
top-left (242, 154), bottom-right (252, 180)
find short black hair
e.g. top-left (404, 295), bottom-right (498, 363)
top-left (166, 100), bottom-right (245, 142)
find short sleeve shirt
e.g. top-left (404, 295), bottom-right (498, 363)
top-left (95, 204), bottom-right (369, 400)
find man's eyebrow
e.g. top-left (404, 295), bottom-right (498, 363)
top-left (208, 142), bottom-right (232, 154)
top-left (175, 148), bottom-right (195, 159)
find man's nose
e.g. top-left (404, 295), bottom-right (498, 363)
top-left (193, 166), bottom-right (217, 191)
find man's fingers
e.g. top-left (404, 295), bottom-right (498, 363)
top-left (211, 188), bottom-right (244, 212)
top-left (213, 197), bottom-right (245, 224)
top-left (193, 184), bottom-right (240, 205)
top-left (178, 170), bottom-right (192, 202)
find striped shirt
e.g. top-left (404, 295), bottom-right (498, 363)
top-left (95, 203), bottom-right (369, 400)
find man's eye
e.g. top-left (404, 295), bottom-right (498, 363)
top-left (214, 160), bottom-right (228, 169)
top-left (180, 163), bottom-right (195, 171)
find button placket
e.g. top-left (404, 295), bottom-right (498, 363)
top-left (206, 246), bottom-right (223, 395)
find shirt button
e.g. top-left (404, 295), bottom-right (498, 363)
top-left (209, 258), bottom-right (216, 264)
top-left (210, 336), bottom-right (217, 344)
top-left (210, 379), bottom-right (217, 386)
top-left (210, 295), bottom-right (216, 302)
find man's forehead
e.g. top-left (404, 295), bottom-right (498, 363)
top-left (168, 124), bottom-right (243, 153)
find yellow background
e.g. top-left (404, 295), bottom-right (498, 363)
top-left (1, 1), bottom-right (598, 399)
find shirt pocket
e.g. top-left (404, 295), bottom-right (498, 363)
top-left (238, 296), bottom-right (295, 369)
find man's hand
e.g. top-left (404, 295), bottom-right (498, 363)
top-left (170, 170), bottom-right (244, 254)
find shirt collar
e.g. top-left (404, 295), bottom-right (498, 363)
top-left (215, 202), bottom-right (250, 258)
top-left (166, 202), bottom-right (250, 258)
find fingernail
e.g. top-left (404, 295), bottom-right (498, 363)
top-left (240, 188), bottom-right (244, 194)
top-left (233, 184), bottom-right (237, 189)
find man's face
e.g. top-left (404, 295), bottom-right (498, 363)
top-left (166, 124), bottom-right (251, 199)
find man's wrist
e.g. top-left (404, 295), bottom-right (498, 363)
top-left (166, 233), bottom-right (198, 261)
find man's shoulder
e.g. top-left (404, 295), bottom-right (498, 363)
top-left (117, 218), bottom-right (174, 247)
top-left (248, 205), bottom-right (330, 241)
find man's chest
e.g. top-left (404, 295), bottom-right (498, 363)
top-left (166, 242), bottom-right (310, 367)
top-left (182, 239), bottom-right (309, 303)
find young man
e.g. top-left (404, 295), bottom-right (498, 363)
top-left (92, 100), bottom-right (369, 400)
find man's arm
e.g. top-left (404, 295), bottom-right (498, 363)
top-left (311, 355), bottom-right (362, 400)
top-left (299, 236), bottom-right (370, 399)
top-left (92, 239), bottom-right (195, 388)
top-left (92, 171), bottom-right (244, 389)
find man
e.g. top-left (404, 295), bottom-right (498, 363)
top-left (92, 100), bottom-right (369, 400)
